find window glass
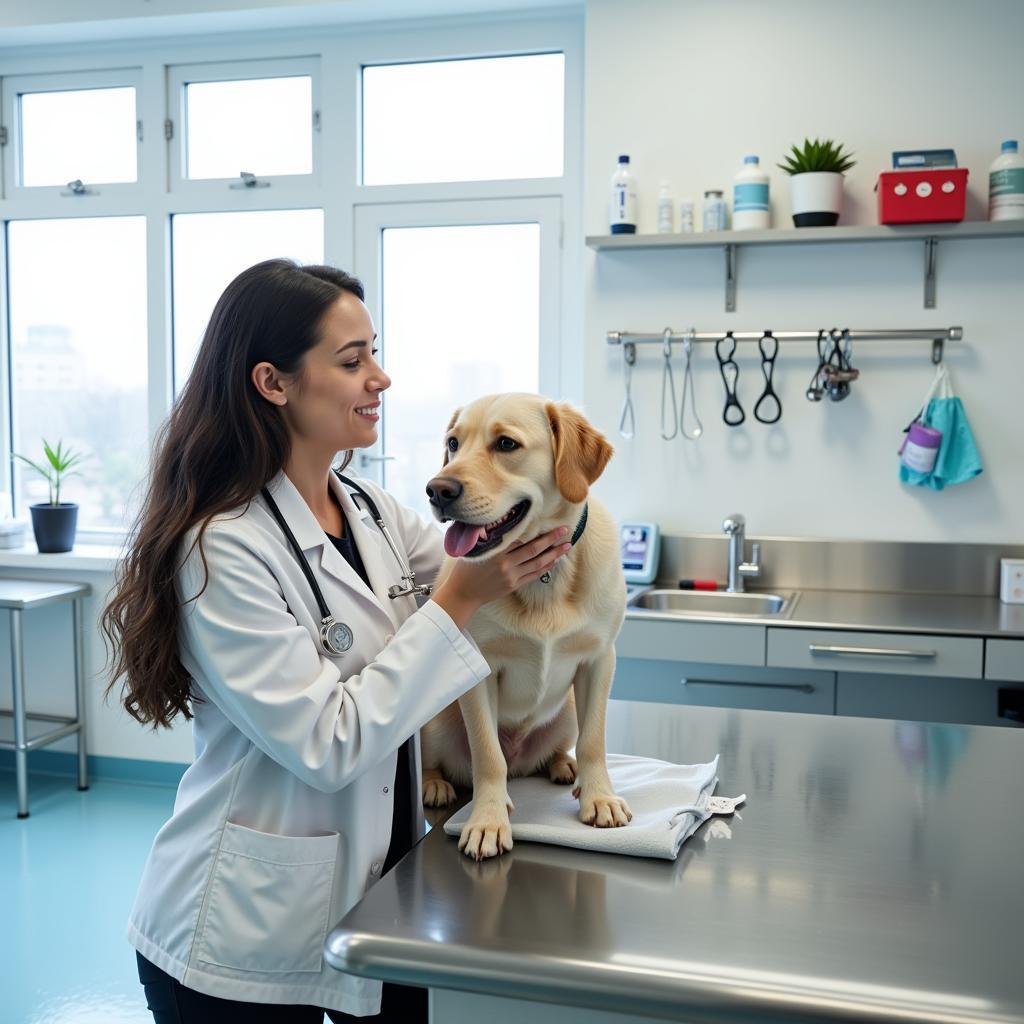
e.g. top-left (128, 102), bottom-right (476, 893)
top-left (362, 54), bottom-right (564, 185)
top-left (8, 217), bottom-right (148, 530)
top-left (19, 87), bottom-right (137, 187)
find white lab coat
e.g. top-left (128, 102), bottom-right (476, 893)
top-left (127, 469), bottom-right (490, 1015)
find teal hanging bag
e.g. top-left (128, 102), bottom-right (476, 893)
top-left (899, 364), bottom-right (982, 490)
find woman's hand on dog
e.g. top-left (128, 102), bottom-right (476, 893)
top-left (432, 526), bottom-right (571, 629)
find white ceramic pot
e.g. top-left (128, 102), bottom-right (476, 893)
top-left (789, 171), bottom-right (844, 227)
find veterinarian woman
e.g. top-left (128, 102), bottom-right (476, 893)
top-left (102, 259), bottom-right (571, 1023)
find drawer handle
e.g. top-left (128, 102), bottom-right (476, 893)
top-left (808, 644), bottom-right (937, 659)
top-left (682, 678), bottom-right (815, 694)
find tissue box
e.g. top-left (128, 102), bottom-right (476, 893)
top-left (1001, 559), bottom-right (1024, 605)
top-left (0, 520), bottom-right (27, 548)
top-left (876, 168), bottom-right (968, 224)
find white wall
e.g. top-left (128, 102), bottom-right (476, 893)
top-left (583, 0), bottom-right (1024, 543)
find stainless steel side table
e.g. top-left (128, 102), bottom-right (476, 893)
top-left (0, 580), bottom-right (92, 818)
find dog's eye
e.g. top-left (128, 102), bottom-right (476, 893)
top-left (447, 437), bottom-right (459, 453)
top-left (496, 436), bottom-right (519, 452)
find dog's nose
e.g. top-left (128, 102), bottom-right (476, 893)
top-left (426, 476), bottom-right (463, 512)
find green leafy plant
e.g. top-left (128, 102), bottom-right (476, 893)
top-left (11, 439), bottom-right (86, 506)
top-left (778, 138), bottom-right (856, 176)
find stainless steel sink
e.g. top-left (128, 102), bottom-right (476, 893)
top-left (626, 588), bottom-right (800, 618)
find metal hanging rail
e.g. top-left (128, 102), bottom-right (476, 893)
top-left (607, 326), bottom-right (962, 364)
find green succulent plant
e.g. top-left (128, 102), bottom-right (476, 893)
top-left (778, 138), bottom-right (856, 176)
top-left (11, 438), bottom-right (86, 506)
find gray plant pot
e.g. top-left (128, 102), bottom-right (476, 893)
top-left (29, 503), bottom-right (78, 553)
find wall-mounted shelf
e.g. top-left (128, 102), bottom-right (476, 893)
top-left (586, 220), bottom-right (1024, 312)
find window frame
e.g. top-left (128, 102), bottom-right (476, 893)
top-left (166, 56), bottom-right (322, 197)
top-left (0, 10), bottom-right (582, 545)
top-left (1, 67), bottom-right (144, 200)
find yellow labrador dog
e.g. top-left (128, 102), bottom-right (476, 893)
top-left (421, 393), bottom-right (632, 860)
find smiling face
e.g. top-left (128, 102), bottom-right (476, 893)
top-left (278, 291), bottom-right (391, 454)
top-left (426, 393), bottom-right (613, 560)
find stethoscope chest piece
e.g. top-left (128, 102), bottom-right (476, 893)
top-left (321, 618), bottom-right (354, 656)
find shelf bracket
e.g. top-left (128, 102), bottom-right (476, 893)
top-left (924, 237), bottom-right (938, 309)
top-left (725, 243), bottom-right (737, 313)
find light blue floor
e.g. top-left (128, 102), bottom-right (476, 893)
top-left (0, 768), bottom-right (176, 1024)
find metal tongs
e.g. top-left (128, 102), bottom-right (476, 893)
top-left (660, 328), bottom-right (678, 440)
top-left (680, 328), bottom-right (703, 440)
top-left (619, 341), bottom-right (637, 438)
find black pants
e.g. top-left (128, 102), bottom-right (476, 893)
top-left (137, 952), bottom-right (427, 1023)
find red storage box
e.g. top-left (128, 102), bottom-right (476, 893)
top-left (876, 168), bottom-right (968, 224)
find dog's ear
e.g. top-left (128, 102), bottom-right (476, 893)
top-left (546, 402), bottom-right (613, 503)
top-left (442, 407), bottom-right (462, 465)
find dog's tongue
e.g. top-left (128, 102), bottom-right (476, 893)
top-left (444, 521), bottom-right (486, 558)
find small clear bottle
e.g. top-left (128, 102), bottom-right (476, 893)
top-left (656, 181), bottom-right (675, 233)
top-left (703, 190), bottom-right (727, 231)
top-left (678, 199), bottom-right (695, 233)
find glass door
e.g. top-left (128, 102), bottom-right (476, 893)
top-left (353, 198), bottom-right (561, 519)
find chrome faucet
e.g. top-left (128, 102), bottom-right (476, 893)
top-left (722, 514), bottom-right (761, 593)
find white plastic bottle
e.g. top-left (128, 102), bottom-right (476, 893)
top-left (732, 154), bottom-right (771, 230)
top-left (989, 140), bottom-right (1024, 221)
top-left (610, 154), bottom-right (637, 234)
top-left (656, 180), bottom-right (675, 233)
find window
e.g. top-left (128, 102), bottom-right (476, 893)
top-left (361, 53), bottom-right (564, 185)
top-left (167, 59), bottom-right (319, 188)
top-left (7, 217), bottom-right (148, 531)
top-left (20, 87), bottom-right (137, 187)
top-left (184, 77), bottom-right (313, 179)
top-left (375, 221), bottom-right (543, 518)
top-left (0, 18), bottom-right (578, 540)
top-left (171, 209), bottom-right (325, 387)
top-left (2, 70), bottom-right (142, 193)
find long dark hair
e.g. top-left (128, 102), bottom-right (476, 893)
top-left (102, 259), bottom-right (365, 728)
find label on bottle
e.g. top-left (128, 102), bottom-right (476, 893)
top-left (734, 182), bottom-right (769, 212)
top-left (901, 439), bottom-right (939, 473)
top-left (611, 185), bottom-right (637, 227)
top-left (990, 167), bottom-right (1024, 197)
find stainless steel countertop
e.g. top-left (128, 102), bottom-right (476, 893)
top-left (325, 701), bottom-right (1024, 1024)
top-left (626, 587), bottom-right (1024, 638)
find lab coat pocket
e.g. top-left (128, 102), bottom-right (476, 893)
top-left (196, 821), bottom-right (339, 974)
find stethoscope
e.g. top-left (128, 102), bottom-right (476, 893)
top-left (260, 469), bottom-right (433, 657)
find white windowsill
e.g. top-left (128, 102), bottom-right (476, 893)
top-left (0, 542), bottom-right (122, 573)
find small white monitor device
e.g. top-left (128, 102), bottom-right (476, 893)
top-left (619, 522), bottom-right (660, 584)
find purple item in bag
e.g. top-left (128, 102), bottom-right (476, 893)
top-left (900, 420), bottom-right (943, 473)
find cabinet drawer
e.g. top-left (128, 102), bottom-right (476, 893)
top-left (613, 657), bottom-right (834, 715)
top-left (617, 618), bottom-right (764, 666)
top-left (836, 672), bottom-right (1021, 728)
top-left (767, 628), bottom-right (982, 679)
top-left (985, 639), bottom-right (1024, 682)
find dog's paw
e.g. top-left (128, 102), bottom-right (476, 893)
top-left (422, 777), bottom-right (456, 807)
top-left (576, 791), bottom-right (632, 828)
top-left (548, 754), bottom-right (577, 785)
top-left (458, 806), bottom-right (513, 860)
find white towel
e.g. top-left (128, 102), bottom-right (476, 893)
top-left (443, 753), bottom-right (727, 861)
